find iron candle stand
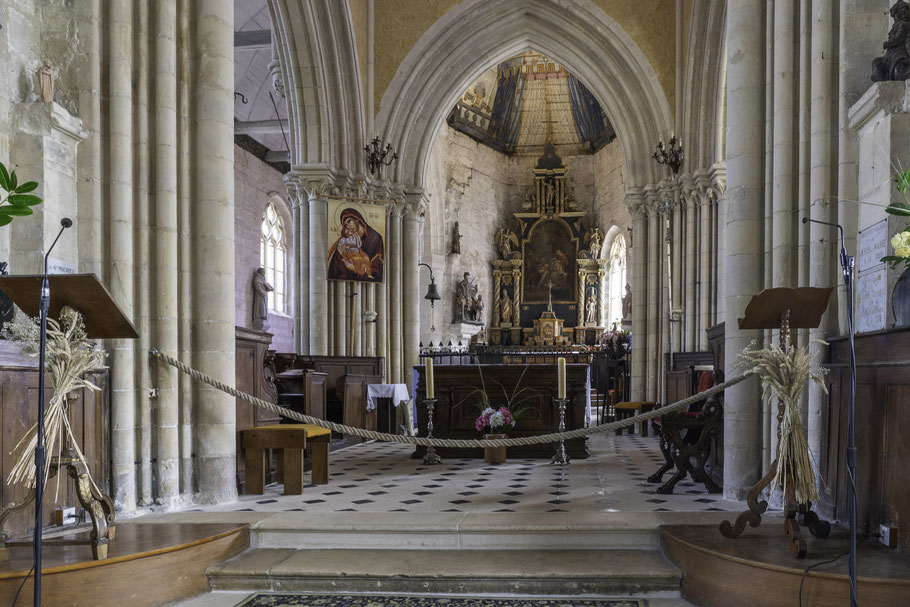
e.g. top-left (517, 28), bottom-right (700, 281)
top-left (550, 397), bottom-right (570, 465)
top-left (423, 398), bottom-right (442, 465)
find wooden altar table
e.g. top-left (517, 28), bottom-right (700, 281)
top-left (411, 364), bottom-right (589, 459)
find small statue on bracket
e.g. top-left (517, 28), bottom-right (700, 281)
top-left (451, 221), bottom-right (462, 255)
top-left (251, 267), bottom-right (274, 332)
top-left (495, 226), bottom-right (519, 260)
top-left (38, 59), bottom-right (54, 103)
top-left (872, 1), bottom-right (910, 82)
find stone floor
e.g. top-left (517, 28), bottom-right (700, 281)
top-left (194, 433), bottom-right (740, 515)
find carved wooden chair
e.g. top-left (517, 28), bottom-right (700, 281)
top-left (648, 370), bottom-right (723, 494)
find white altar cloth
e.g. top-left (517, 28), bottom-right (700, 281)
top-left (366, 383), bottom-right (411, 411)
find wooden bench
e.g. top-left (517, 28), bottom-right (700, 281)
top-left (614, 401), bottom-right (656, 436)
top-left (241, 424), bottom-right (331, 494)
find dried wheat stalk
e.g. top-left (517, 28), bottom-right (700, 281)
top-left (2, 307), bottom-right (106, 499)
top-left (737, 339), bottom-right (828, 505)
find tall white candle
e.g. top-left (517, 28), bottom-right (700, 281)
top-left (557, 357), bottom-right (566, 399)
top-left (425, 357), bottom-right (435, 399)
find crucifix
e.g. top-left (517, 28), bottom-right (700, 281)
top-left (547, 281), bottom-right (554, 312)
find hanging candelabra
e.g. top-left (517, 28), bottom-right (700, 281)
top-left (652, 134), bottom-right (684, 175)
top-left (364, 137), bottom-right (398, 177)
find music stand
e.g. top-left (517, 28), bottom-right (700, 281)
top-left (0, 274), bottom-right (137, 596)
top-left (719, 287), bottom-right (833, 558)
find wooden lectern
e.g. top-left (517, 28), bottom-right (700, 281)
top-left (719, 287), bottom-right (833, 558)
top-left (0, 274), bottom-right (137, 560)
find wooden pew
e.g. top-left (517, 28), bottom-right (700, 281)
top-left (241, 424), bottom-right (331, 494)
top-left (338, 374), bottom-right (383, 432)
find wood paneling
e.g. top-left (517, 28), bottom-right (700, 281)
top-left (412, 364), bottom-right (589, 459)
top-left (235, 328), bottom-right (279, 489)
top-left (0, 367), bottom-right (109, 541)
top-left (822, 326), bottom-right (910, 556)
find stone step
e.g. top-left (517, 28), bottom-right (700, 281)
top-left (207, 547), bottom-right (682, 595)
top-left (250, 512), bottom-right (664, 551)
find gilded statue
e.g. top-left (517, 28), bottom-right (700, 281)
top-left (872, 1), bottom-right (910, 82)
top-left (501, 289), bottom-right (513, 325)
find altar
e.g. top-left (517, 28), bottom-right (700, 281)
top-left (412, 363), bottom-right (589, 460)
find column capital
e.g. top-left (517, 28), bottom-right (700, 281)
top-left (288, 165), bottom-right (337, 199)
top-left (624, 189), bottom-right (648, 218)
top-left (401, 188), bottom-right (429, 221)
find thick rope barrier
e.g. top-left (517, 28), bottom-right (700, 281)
top-left (150, 349), bottom-right (752, 449)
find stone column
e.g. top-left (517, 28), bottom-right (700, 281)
top-left (698, 191), bottom-right (712, 349)
top-left (629, 195), bottom-right (647, 401)
top-left (724, 0), bottom-right (766, 500)
top-left (808, 0), bottom-right (835, 468)
top-left (389, 204), bottom-right (402, 383)
top-left (402, 197), bottom-right (424, 387)
top-left (334, 281), bottom-right (347, 355)
top-left (683, 192), bottom-right (704, 352)
top-left (287, 177), bottom-right (310, 354)
top-left (154, 0), bottom-right (180, 504)
top-left (646, 198), bottom-right (660, 401)
top-left (598, 261), bottom-right (608, 327)
top-left (192, 0), bottom-right (236, 502)
top-left (771, 0), bottom-right (795, 290)
top-left (304, 175), bottom-right (330, 355)
top-left (109, 0), bottom-right (137, 511)
top-left (377, 205), bottom-right (391, 379)
top-left (352, 282), bottom-right (362, 356)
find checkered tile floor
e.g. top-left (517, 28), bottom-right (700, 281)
top-left (194, 433), bottom-right (740, 514)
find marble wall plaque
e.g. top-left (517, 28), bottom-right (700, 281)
top-left (857, 266), bottom-right (887, 333)
top-left (858, 219), bottom-right (888, 273)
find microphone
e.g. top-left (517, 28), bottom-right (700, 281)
top-left (43, 218), bottom-right (72, 279)
top-left (61, 217), bottom-right (73, 229)
top-left (803, 215), bottom-right (852, 284)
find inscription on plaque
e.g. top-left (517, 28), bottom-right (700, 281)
top-left (857, 266), bottom-right (887, 333)
top-left (858, 219), bottom-right (888, 273)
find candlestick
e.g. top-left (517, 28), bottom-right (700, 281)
top-left (550, 397), bottom-right (570, 465)
top-left (425, 357), bottom-right (435, 399)
top-left (557, 357), bottom-right (566, 399)
top-left (423, 398), bottom-right (442, 465)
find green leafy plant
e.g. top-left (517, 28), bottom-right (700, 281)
top-left (881, 161), bottom-right (910, 269)
top-left (456, 364), bottom-right (538, 428)
top-left (0, 160), bottom-right (43, 227)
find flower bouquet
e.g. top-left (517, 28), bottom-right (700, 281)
top-left (598, 328), bottom-right (631, 357)
top-left (475, 406), bottom-right (516, 435)
top-left (881, 163), bottom-right (910, 269)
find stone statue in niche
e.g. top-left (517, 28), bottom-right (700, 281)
top-left (252, 267), bottom-right (274, 331)
top-left (622, 283), bottom-right (632, 319)
top-left (454, 271), bottom-right (482, 324)
top-left (500, 289), bottom-right (513, 325)
top-left (585, 289), bottom-right (598, 325)
top-left (38, 60), bottom-right (54, 103)
top-left (542, 174), bottom-right (557, 213)
top-left (451, 221), bottom-right (462, 255)
top-left (584, 226), bottom-right (603, 259)
top-left (495, 227), bottom-right (519, 260)
top-left (872, 1), bottom-right (910, 82)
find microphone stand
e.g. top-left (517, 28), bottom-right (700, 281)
top-left (33, 217), bottom-right (72, 607)
top-left (803, 216), bottom-right (857, 607)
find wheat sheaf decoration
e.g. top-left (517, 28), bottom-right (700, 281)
top-left (737, 340), bottom-right (828, 505)
top-left (2, 307), bottom-right (107, 498)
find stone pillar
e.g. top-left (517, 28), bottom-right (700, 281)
top-left (808, 0), bottom-right (835, 469)
top-left (305, 178), bottom-right (330, 355)
top-left (684, 193), bottom-right (697, 350)
top-left (629, 195), bottom-right (647, 401)
top-left (154, 0), bottom-right (180, 505)
top-left (402, 197), bottom-right (424, 388)
top-left (377, 205), bottom-right (391, 379)
top-left (646, 199), bottom-right (660, 401)
top-left (352, 282), bottom-right (362, 356)
top-left (334, 281), bottom-right (347, 355)
top-left (389, 205), bottom-right (402, 383)
top-left (287, 178), bottom-right (310, 354)
top-left (192, 0), bottom-right (236, 502)
top-left (698, 191), bottom-right (712, 349)
top-left (724, 0), bottom-right (765, 500)
top-left (108, 0), bottom-right (137, 511)
top-left (771, 0), bottom-right (795, 290)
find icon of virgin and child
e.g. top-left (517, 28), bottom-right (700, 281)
top-left (327, 205), bottom-right (385, 282)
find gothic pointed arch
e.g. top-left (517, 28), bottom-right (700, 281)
top-left (375, 0), bottom-right (672, 195)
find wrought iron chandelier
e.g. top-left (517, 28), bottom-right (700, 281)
top-left (364, 137), bottom-right (398, 176)
top-left (652, 134), bottom-right (684, 175)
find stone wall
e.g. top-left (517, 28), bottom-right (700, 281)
top-left (234, 145), bottom-right (295, 354)
top-left (420, 126), bottom-right (624, 346)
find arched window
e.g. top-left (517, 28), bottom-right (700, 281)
top-left (607, 234), bottom-right (626, 327)
top-left (260, 201), bottom-right (286, 313)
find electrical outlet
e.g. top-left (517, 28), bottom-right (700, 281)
top-left (879, 524), bottom-right (899, 548)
